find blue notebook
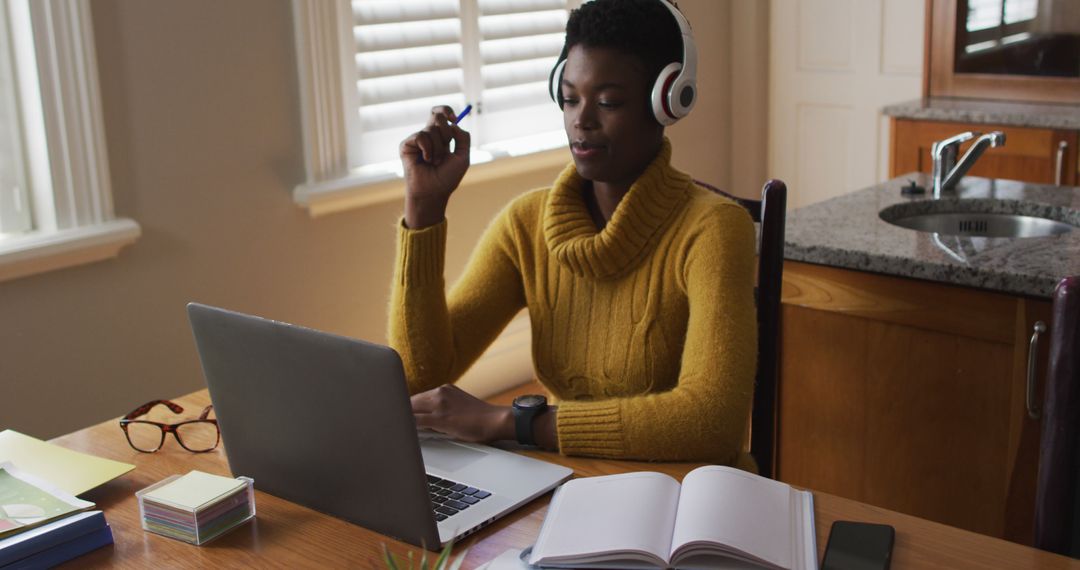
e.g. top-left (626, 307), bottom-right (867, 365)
top-left (1, 525), bottom-right (112, 570)
top-left (0, 511), bottom-right (109, 568)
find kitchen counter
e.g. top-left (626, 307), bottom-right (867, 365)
top-left (784, 173), bottom-right (1080, 298)
top-left (882, 97), bottom-right (1080, 130)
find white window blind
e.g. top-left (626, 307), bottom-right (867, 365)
top-left (350, 0), bottom-right (567, 173)
top-left (475, 0), bottom-right (567, 156)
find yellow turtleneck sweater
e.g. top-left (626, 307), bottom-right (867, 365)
top-left (389, 140), bottom-right (757, 465)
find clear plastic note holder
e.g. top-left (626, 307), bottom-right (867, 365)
top-left (136, 474), bottom-right (256, 546)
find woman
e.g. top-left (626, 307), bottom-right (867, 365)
top-left (390, 0), bottom-right (756, 466)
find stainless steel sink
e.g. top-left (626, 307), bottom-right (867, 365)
top-left (887, 212), bottom-right (1074, 238)
top-left (879, 201), bottom-right (1077, 238)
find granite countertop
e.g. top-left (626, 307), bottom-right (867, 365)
top-left (882, 98), bottom-right (1080, 130)
top-left (784, 172), bottom-right (1080, 299)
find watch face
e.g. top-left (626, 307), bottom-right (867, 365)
top-left (514, 394), bottom-right (546, 409)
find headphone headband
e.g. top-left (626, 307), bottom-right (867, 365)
top-left (549, 0), bottom-right (697, 126)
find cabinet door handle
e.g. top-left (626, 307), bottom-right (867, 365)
top-left (1027, 321), bottom-right (1046, 420)
top-left (1055, 140), bottom-right (1067, 186)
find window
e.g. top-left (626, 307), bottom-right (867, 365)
top-left (292, 0), bottom-right (581, 216)
top-left (961, 0), bottom-right (1038, 53)
top-left (0, 0), bottom-right (34, 237)
top-left (0, 0), bottom-right (139, 283)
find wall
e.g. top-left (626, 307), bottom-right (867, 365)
top-left (730, 1), bottom-right (771, 197)
top-left (668, 0), bottom-right (770, 197)
top-left (0, 0), bottom-right (762, 440)
top-left (668, 1), bottom-right (733, 190)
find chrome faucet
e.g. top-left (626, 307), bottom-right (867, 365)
top-left (930, 131), bottom-right (1006, 197)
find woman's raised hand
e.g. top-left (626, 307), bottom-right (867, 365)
top-left (399, 106), bottom-right (471, 229)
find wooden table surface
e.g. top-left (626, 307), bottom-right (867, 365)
top-left (47, 388), bottom-right (1079, 569)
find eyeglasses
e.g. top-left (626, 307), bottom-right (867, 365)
top-left (119, 400), bottom-right (220, 453)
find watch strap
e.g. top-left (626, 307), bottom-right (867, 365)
top-left (514, 406), bottom-right (538, 447)
top-left (512, 396), bottom-right (547, 447)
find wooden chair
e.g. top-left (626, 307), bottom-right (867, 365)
top-left (695, 179), bottom-right (788, 478)
top-left (1034, 275), bottom-right (1080, 558)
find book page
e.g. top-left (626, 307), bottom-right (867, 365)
top-left (529, 472), bottom-right (681, 567)
top-left (670, 466), bottom-right (792, 569)
top-left (793, 490), bottom-right (817, 570)
top-left (0, 462), bottom-right (94, 538)
top-left (0, 430), bottom-right (133, 496)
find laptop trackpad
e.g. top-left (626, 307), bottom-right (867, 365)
top-left (420, 439), bottom-right (489, 473)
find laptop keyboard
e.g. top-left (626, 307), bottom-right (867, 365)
top-left (426, 474), bottom-right (492, 521)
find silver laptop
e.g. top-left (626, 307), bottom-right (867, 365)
top-left (186, 303), bottom-right (572, 549)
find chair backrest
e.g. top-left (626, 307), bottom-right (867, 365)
top-left (695, 179), bottom-right (788, 478)
top-left (1035, 275), bottom-right (1080, 557)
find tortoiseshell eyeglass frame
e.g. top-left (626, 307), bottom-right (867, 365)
top-left (118, 399), bottom-right (220, 453)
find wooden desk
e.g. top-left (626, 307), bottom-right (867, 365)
top-left (49, 389), bottom-right (1078, 569)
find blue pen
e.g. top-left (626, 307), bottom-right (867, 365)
top-left (455, 104), bottom-right (472, 124)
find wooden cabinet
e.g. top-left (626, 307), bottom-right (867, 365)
top-left (777, 261), bottom-right (1051, 544)
top-left (890, 118), bottom-right (1078, 186)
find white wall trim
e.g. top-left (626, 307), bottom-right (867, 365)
top-left (0, 218), bottom-right (140, 282)
top-left (0, 0), bottom-right (140, 281)
top-left (291, 0), bottom-right (352, 186)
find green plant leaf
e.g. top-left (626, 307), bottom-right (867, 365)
top-left (381, 544), bottom-right (400, 570)
top-left (446, 548), bottom-right (469, 570)
top-left (380, 539), bottom-right (467, 570)
top-left (432, 539), bottom-right (453, 569)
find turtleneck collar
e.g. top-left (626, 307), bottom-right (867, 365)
top-left (543, 138), bottom-right (691, 280)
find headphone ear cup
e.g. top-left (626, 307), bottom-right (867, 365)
top-left (549, 59), bottom-right (567, 109)
top-left (669, 76), bottom-right (696, 117)
top-left (651, 62), bottom-right (682, 126)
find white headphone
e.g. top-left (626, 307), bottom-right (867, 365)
top-left (548, 0), bottom-right (698, 126)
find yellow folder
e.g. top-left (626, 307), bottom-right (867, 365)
top-left (0, 430), bottom-right (134, 496)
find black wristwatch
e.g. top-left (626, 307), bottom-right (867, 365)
top-left (512, 394), bottom-right (548, 447)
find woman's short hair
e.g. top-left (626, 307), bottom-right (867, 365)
top-left (564, 0), bottom-right (685, 85)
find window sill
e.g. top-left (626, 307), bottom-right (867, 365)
top-left (0, 219), bottom-right (141, 283)
top-left (293, 148), bottom-right (570, 218)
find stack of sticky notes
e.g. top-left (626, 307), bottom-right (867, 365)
top-left (136, 470), bottom-right (255, 545)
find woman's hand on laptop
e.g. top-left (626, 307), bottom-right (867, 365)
top-left (411, 385), bottom-right (512, 443)
top-left (411, 384), bottom-right (558, 451)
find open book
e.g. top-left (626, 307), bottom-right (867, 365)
top-left (528, 466), bottom-right (816, 570)
top-left (0, 462), bottom-right (94, 539)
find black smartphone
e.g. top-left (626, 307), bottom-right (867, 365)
top-left (821, 520), bottom-right (895, 570)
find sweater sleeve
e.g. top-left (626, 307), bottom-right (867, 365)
top-left (388, 208), bottom-right (527, 395)
top-left (556, 204), bottom-right (758, 464)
